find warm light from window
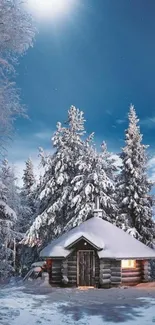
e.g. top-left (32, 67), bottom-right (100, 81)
top-left (121, 260), bottom-right (136, 268)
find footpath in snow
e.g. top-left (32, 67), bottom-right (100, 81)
top-left (1, 281), bottom-right (155, 325)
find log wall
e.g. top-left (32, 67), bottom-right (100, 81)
top-left (67, 251), bottom-right (77, 286)
top-left (121, 260), bottom-right (142, 285)
top-left (49, 259), bottom-right (62, 285)
top-left (61, 259), bottom-right (68, 284)
top-left (48, 252), bottom-right (151, 287)
top-left (111, 260), bottom-right (121, 287)
top-left (141, 260), bottom-right (151, 282)
top-left (95, 254), bottom-right (100, 287)
top-left (99, 259), bottom-right (111, 288)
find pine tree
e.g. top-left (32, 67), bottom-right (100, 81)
top-left (0, 0), bottom-right (35, 152)
top-left (0, 160), bottom-right (20, 215)
top-left (0, 180), bottom-right (17, 277)
top-left (116, 105), bottom-right (154, 247)
top-left (24, 106), bottom-right (87, 246)
top-left (19, 158), bottom-right (36, 233)
top-left (65, 136), bottom-right (117, 230)
top-left (23, 158), bottom-right (36, 193)
top-left (24, 106), bottom-right (117, 247)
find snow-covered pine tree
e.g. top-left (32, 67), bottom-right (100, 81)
top-left (65, 136), bottom-right (117, 230)
top-left (116, 105), bottom-right (154, 247)
top-left (24, 106), bottom-right (86, 246)
top-left (0, 159), bottom-right (20, 215)
top-left (23, 158), bottom-right (36, 193)
top-left (0, 0), bottom-right (36, 152)
top-left (24, 106), bottom-right (118, 247)
top-left (0, 180), bottom-right (17, 278)
top-left (100, 141), bottom-right (118, 180)
top-left (19, 158), bottom-right (36, 233)
top-left (0, 159), bottom-right (22, 242)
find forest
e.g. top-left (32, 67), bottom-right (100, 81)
top-left (0, 0), bottom-right (154, 279)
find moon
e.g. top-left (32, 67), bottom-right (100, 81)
top-left (26, 0), bottom-right (73, 19)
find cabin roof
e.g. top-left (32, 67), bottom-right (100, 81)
top-left (40, 217), bottom-right (155, 259)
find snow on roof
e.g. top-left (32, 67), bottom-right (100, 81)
top-left (40, 217), bottom-right (155, 259)
top-left (64, 231), bottom-right (104, 250)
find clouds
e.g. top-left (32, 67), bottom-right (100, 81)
top-left (140, 117), bottom-right (155, 129)
top-left (111, 154), bottom-right (122, 169)
top-left (34, 130), bottom-right (52, 141)
top-left (148, 156), bottom-right (155, 182)
top-left (116, 119), bottom-right (126, 125)
top-left (6, 129), bottom-right (54, 186)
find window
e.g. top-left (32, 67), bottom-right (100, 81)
top-left (121, 260), bottom-right (136, 269)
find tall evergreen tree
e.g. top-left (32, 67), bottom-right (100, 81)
top-left (0, 159), bottom-right (20, 215)
top-left (116, 105), bottom-right (154, 246)
top-left (23, 158), bottom-right (36, 193)
top-left (24, 106), bottom-right (117, 247)
top-left (65, 136), bottom-right (117, 231)
top-left (24, 106), bottom-right (86, 246)
top-left (19, 158), bottom-right (36, 233)
top-left (0, 179), bottom-right (17, 277)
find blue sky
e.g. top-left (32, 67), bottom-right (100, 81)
top-left (8, 0), bottom-right (155, 182)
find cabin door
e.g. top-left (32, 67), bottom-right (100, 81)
top-left (77, 250), bottom-right (95, 286)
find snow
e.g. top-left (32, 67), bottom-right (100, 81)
top-left (0, 200), bottom-right (17, 220)
top-left (1, 283), bottom-right (155, 325)
top-left (25, 106), bottom-right (117, 246)
top-left (40, 216), bottom-right (155, 259)
top-left (64, 232), bottom-right (104, 250)
top-left (116, 105), bottom-right (154, 246)
top-left (31, 261), bottom-right (46, 268)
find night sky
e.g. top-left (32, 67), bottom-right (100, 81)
top-left (8, 0), bottom-right (155, 182)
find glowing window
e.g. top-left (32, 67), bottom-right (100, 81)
top-left (121, 260), bottom-right (136, 268)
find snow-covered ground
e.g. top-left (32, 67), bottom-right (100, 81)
top-left (1, 280), bottom-right (155, 325)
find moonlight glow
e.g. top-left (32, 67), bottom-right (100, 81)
top-left (27, 0), bottom-right (73, 19)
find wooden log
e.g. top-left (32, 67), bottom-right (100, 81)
top-left (102, 274), bottom-right (111, 279)
top-left (111, 261), bottom-right (121, 266)
top-left (122, 276), bottom-right (141, 283)
top-left (111, 272), bottom-right (121, 277)
top-left (68, 266), bottom-right (77, 271)
top-left (68, 270), bottom-right (77, 277)
top-left (111, 276), bottom-right (121, 282)
top-left (111, 267), bottom-right (121, 272)
top-left (68, 278), bottom-right (77, 283)
top-left (67, 261), bottom-right (77, 266)
top-left (122, 271), bottom-right (141, 277)
top-left (52, 263), bottom-right (61, 267)
top-left (52, 264), bottom-right (61, 268)
top-left (100, 259), bottom-right (111, 264)
top-left (52, 275), bottom-right (61, 279)
top-left (67, 256), bottom-right (77, 261)
top-left (67, 260), bottom-right (77, 265)
top-left (122, 267), bottom-right (141, 273)
top-left (52, 267), bottom-right (61, 272)
top-left (68, 264), bottom-right (77, 268)
top-left (100, 279), bottom-right (111, 284)
top-left (52, 278), bottom-right (62, 282)
top-left (100, 268), bottom-right (111, 274)
top-left (52, 268), bottom-right (62, 272)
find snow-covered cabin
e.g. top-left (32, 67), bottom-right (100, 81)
top-left (40, 203), bottom-right (155, 288)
